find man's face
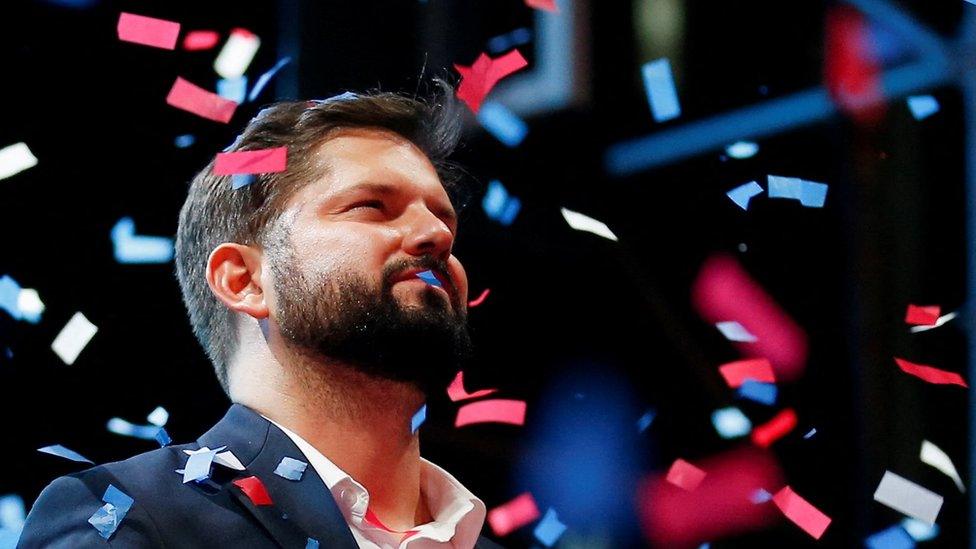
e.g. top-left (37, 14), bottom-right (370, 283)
top-left (265, 128), bottom-right (471, 395)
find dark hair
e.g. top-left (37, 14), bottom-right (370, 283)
top-left (174, 87), bottom-right (467, 395)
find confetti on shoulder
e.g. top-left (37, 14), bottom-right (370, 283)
top-left (233, 475), bottom-right (274, 506)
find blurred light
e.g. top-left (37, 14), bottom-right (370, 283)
top-left (214, 29), bottom-right (260, 79)
top-left (482, 179), bottom-right (521, 226)
top-left (111, 217), bottom-right (174, 264)
top-left (900, 517), bottom-right (939, 541)
top-left (16, 289), bottom-right (44, 324)
top-left (217, 76), bottom-right (248, 104)
top-left (725, 141), bottom-right (759, 159)
top-left (477, 101), bottom-right (528, 147)
top-left (38, 0), bottom-right (99, 7)
top-left (906, 95), bottom-right (939, 120)
top-left (174, 134), bottom-right (196, 148)
top-left (711, 407), bottom-right (752, 439)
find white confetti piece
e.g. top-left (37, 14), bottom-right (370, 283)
top-left (560, 207), bottom-right (618, 241)
top-left (51, 312), bottom-right (98, 365)
top-left (873, 470), bottom-right (943, 525)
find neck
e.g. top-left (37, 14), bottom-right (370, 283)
top-left (232, 347), bottom-right (432, 530)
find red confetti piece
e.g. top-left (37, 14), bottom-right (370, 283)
top-left (751, 408), bottom-right (797, 448)
top-left (772, 486), bottom-right (832, 539)
top-left (183, 30), bottom-right (220, 51)
top-left (487, 492), bottom-right (540, 537)
top-left (905, 304), bottom-right (941, 326)
top-left (214, 147), bottom-right (287, 176)
top-left (454, 50), bottom-right (528, 114)
top-left (446, 371), bottom-right (498, 402)
top-left (894, 357), bottom-right (968, 387)
top-left (117, 12), bottom-right (180, 50)
top-left (166, 77), bottom-right (238, 123)
top-left (467, 288), bottom-right (490, 308)
top-left (455, 399), bottom-right (526, 428)
top-left (718, 358), bottom-right (775, 388)
top-left (232, 476), bottom-right (273, 506)
top-left (825, 6), bottom-right (885, 124)
top-left (525, 0), bottom-right (558, 12)
top-left (665, 458), bottom-right (707, 491)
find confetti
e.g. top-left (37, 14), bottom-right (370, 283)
top-left (447, 371), bottom-right (498, 402)
top-left (455, 50), bottom-right (528, 114)
top-left (232, 174), bottom-right (257, 190)
top-left (767, 175), bottom-right (828, 208)
top-left (455, 399), bottom-right (527, 427)
top-left (825, 7), bottom-right (884, 124)
top-left (155, 427), bottom-right (171, 447)
top-left (182, 447), bottom-right (219, 483)
top-left (147, 406), bottom-right (169, 426)
top-left (233, 476), bottom-right (274, 506)
top-left (214, 28), bottom-right (261, 79)
top-left (0, 276), bottom-right (22, 320)
top-left (637, 410), bottom-right (656, 433)
top-left (214, 147), bottom-right (287, 176)
top-left (248, 57), bottom-right (292, 103)
top-left (111, 217), bottom-right (174, 264)
top-left (411, 404), bottom-right (427, 433)
top-left (17, 288), bottom-right (44, 324)
top-left (467, 288), bottom-right (491, 308)
top-left (116, 13), bottom-right (180, 50)
top-left (750, 488), bottom-right (773, 504)
top-left (174, 134), bottom-right (196, 148)
top-left (725, 141), bottom-right (759, 159)
top-left (641, 58), bottom-right (681, 122)
top-left (0, 142), bottom-right (38, 181)
top-left (107, 418), bottom-right (163, 440)
top-left (0, 494), bottom-right (25, 531)
top-left (920, 440), bottom-right (964, 492)
top-left (487, 27), bottom-right (532, 55)
top-left (718, 358), bottom-right (775, 388)
top-left (772, 486), bottom-right (831, 539)
top-left (560, 207), bottom-right (618, 241)
top-left (166, 77), bottom-right (238, 123)
top-left (482, 179), bottom-right (521, 225)
top-left (274, 457), bottom-right (308, 481)
top-left (865, 525), bottom-right (915, 549)
top-left (217, 76), bottom-right (248, 104)
top-left (306, 539), bottom-right (320, 549)
top-left (711, 407), bottom-right (752, 439)
top-left (213, 450), bottom-right (245, 471)
top-left (893, 357), bottom-right (967, 387)
top-left (87, 486), bottom-right (133, 540)
top-left (873, 471), bottom-right (943, 525)
top-left (666, 459), bottom-right (707, 491)
top-left (904, 305), bottom-right (940, 326)
top-left (907, 95), bottom-right (939, 121)
top-left (900, 518), bottom-right (939, 541)
top-left (750, 408), bottom-right (797, 448)
top-left (183, 30), bottom-right (220, 51)
top-left (416, 270), bottom-right (442, 287)
top-left (909, 311), bottom-right (956, 333)
top-left (477, 101), bottom-right (529, 147)
top-left (37, 444), bottom-right (93, 464)
top-left (525, 0), bottom-right (558, 12)
top-left (803, 428), bottom-right (817, 439)
top-left (726, 181), bottom-right (764, 210)
top-left (533, 507), bottom-right (567, 547)
top-left (488, 492), bottom-right (540, 537)
top-left (715, 321), bottom-right (758, 342)
top-left (737, 380), bottom-right (777, 406)
top-left (51, 312), bottom-right (98, 365)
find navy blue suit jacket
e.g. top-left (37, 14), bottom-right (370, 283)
top-left (18, 404), bottom-right (504, 548)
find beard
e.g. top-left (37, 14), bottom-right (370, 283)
top-left (269, 244), bottom-right (472, 396)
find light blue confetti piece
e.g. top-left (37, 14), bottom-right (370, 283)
top-left (637, 410), bottom-right (655, 433)
top-left (482, 180), bottom-right (521, 226)
top-left (111, 217), bottom-right (174, 264)
top-left (411, 404), bottom-right (427, 433)
top-left (641, 58), bottom-right (682, 123)
top-left (102, 485), bottom-right (133, 516)
top-left (906, 95), bottom-right (939, 121)
top-left (799, 180), bottom-right (828, 208)
top-left (477, 101), bottom-right (528, 147)
top-left (0, 494), bottom-right (25, 530)
top-left (865, 525), bottom-right (915, 549)
top-left (533, 507), bottom-right (567, 547)
top-left (767, 175), bottom-right (803, 200)
top-left (726, 181), bottom-right (764, 211)
top-left (804, 428), bottom-right (817, 439)
top-left (274, 457), bottom-right (308, 481)
top-left (107, 418), bottom-right (162, 440)
top-left (311, 91), bottom-right (358, 106)
top-left (231, 174), bottom-right (257, 190)
top-left (88, 503), bottom-right (119, 539)
top-left (737, 380), bottom-right (777, 405)
top-left (416, 271), bottom-right (442, 288)
top-left (248, 57), bottom-right (292, 102)
top-left (37, 444), bottom-right (93, 464)
top-left (155, 427), bottom-right (172, 447)
top-left (174, 134), bottom-right (195, 148)
top-left (750, 488), bottom-right (772, 504)
top-left (900, 518), bottom-right (939, 541)
top-left (0, 275), bottom-right (22, 320)
top-left (305, 538), bottom-right (320, 549)
top-left (182, 448), bottom-right (218, 483)
top-left (147, 406), bottom-right (169, 427)
top-left (710, 407), bottom-right (752, 439)
top-left (725, 141), bottom-right (759, 159)
top-left (217, 76), bottom-right (248, 104)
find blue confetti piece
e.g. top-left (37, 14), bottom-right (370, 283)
top-left (107, 418), bottom-right (162, 440)
top-left (641, 58), bottom-right (682, 123)
top-left (88, 503), bottom-right (119, 539)
top-left (533, 507), bottom-right (567, 547)
top-left (482, 180), bottom-right (521, 226)
top-left (726, 181), bottom-right (764, 211)
top-left (900, 518), bottom-right (939, 541)
top-left (0, 494), bottom-right (25, 530)
top-left (725, 141), bottom-right (759, 159)
top-left (174, 134), bottom-right (196, 148)
top-left (636, 410), bottom-right (655, 433)
top-left (37, 444), bottom-right (93, 464)
top-left (249, 57), bottom-right (292, 103)
top-left (411, 404), bottom-right (427, 433)
top-left (155, 427), bottom-right (172, 447)
top-left (768, 175), bottom-right (803, 200)
top-left (311, 91), bottom-right (358, 106)
top-left (737, 380), bottom-right (777, 405)
top-left (102, 485), bottom-right (133, 516)
top-left (217, 76), bottom-right (248, 104)
top-left (906, 95), bottom-right (939, 121)
top-left (111, 217), bottom-right (174, 264)
top-left (305, 538), bottom-right (320, 549)
top-left (0, 275), bottom-right (22, 321)
top-left (182, 449), bottom-right (218, 483)
top-left (231, 174), bottom-right (257, 190)
top-left (477, 101), bottom-right (528, 147)
top-left (799, 180), bottom-right (828, 208)
top-left (274, 457), bottom-right (308, 481)
top-left (804, 428), bottom-right (817, 439)
top-left (750, 488), bottom-right (773, 504)
top-left (487, 27), bottom-right (532, 54)
top-left (865, 525), bottom-right (915, 549)
top-left (416, 271), bottom-right (441, 288)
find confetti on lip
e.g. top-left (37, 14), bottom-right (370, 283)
top-left (0, 142), bottom-right (38, 181)
top-left (274, 457), bottom-right (309, 481)
top-left (116, 12), bottom-right (180, 50)
top-left (772, 486), bottom-right (832, 539)
top-left (533, 507), bottom-right (567, 547)
top-left (454, 49), bottom-right (528, 114)
top-left (873, 471), bottom-right (943, 525)
top-left (641, 58), bottom-right (682, 122)
top-left (447, 370), bottom-right (499, 402)
top-left (233, 476), bottom-right (274, 506)
top-left (893, 357), bottom-right (967, 387)
top-left (183, 30), bottom-right (220, 51)
top-left (666, 459), bottom-right (707, 491)
top-left (488, 492), bottom-right (541, 537)
top-left (38, 444), bottom-right (94, 464)
top-left (166, 77), bottom-right (238, 123)
top-left (715, 321), bottom-right (758, 342)
top-left (910, 311), bottom-right (956, 333)
top-left (718, 358), bottom-right (775, 388)
top-left (467, 288), bottom-right (491, 308)
top-left (750, 408), bottom-right (797, 448)
top-left (51, 312), bottom-right (98, 365)
top-left (920, 440), bottom-right (965, 492)
top-left (416, 270), bottom-right (443, 287)
top-left (214, 147), bottom-right (287, 175)
top-left (726, 181), bottom-right (764, 210)
top-left (455, 399), bottom-right (527, 427)
top-left (905, 304), bottom-right (940, 326)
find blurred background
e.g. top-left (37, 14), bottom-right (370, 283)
top-left (0, 0), bottom-right (972, 547)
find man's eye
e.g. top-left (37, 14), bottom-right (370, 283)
top-left (350, 200), bottom-right (384, 211)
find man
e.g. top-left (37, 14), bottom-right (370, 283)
top-left (19, 89), bottom-right (504, 548)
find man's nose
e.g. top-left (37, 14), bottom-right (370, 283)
top-left (401, 206), bottom-right (454, 258)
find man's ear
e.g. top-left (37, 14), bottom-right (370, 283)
top-left (206, 243), bottom-right (269, 319)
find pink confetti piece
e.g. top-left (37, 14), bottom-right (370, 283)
top-left (446, 371), bottom-right (499, 402)
top-left (905, 304), bottom-right (941, 326)
top-left (166, 77), bottom-right (238, 123)
top-left (214, 147), bottom-right (287, 175)
top-left (718, 358), bottom-right (775, 388)
top-left (455, 399), bottom-right (526, 427)
top-left (117, 12), bottom-right (180, 50)
top-left (488, 492), bottom-right (541, 537)
top-left (454, 50), bottom-right (528, 114)
top-left (468, 288), bottom-right (490, 308)
top-left (751, 408), bottom-right (797, 448)
top-left (894, 357), bottom-right (968, 387)
top-left (525, 0), bottom-right (559, 12)
top-left (183, 30), bottom-right (220, 51)
top-left (665, 459), bottom-right (707, 491)
top-left (772, 486), bottom-right (832, 539)
top-left (232, 476), bottom-right (273, 506)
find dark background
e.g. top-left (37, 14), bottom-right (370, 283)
top-left (0, 0), bottom-right (971, 547)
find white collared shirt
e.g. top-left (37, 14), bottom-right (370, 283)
top-left (263, 416), bottom-right (487, 549)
